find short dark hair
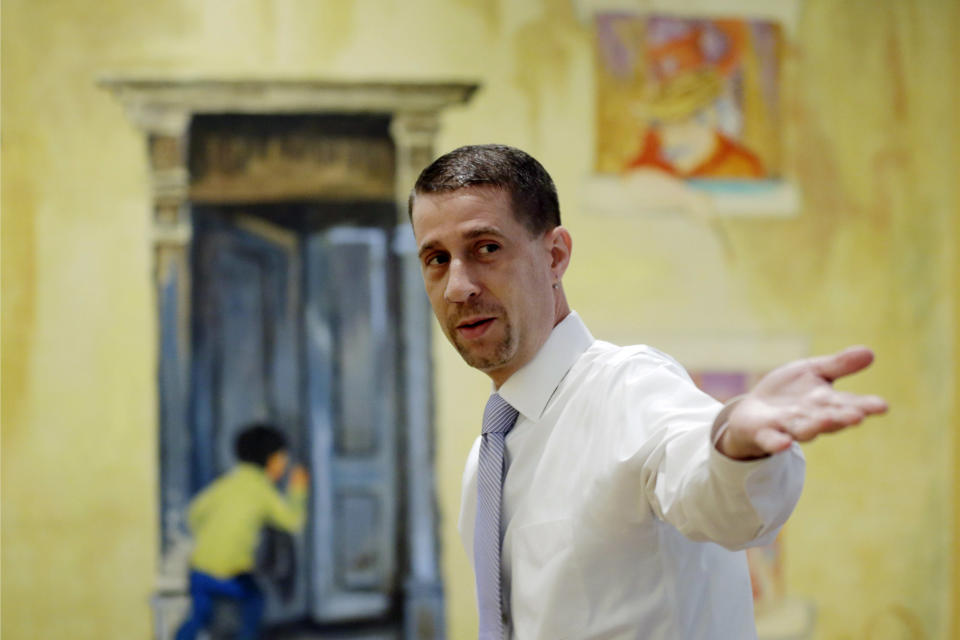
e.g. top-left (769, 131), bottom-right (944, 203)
top-left (409, 144), bottom-right (561, 236)
top-left (234, 423), bottom-right (287, 467)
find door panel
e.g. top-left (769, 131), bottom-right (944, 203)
top-left (214, 249), bottom-right (271, 467)
top-left (187, 207), bottom-right (400, 629)
top-left (190, 209), bottom-right (307, 622)
top-left (306, 226), bottom-right (398, 622)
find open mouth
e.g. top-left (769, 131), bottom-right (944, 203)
top-left (456, 317), bottom-right (495, 338)
top-left (459, 318), bottom-right (493, 329)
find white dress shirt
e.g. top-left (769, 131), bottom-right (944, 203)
top-left (458, 312), bottom-right (805, 640)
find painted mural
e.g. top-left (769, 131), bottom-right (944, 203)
top-left (592, 13), bottom-right (797, 216)
top-left (2, 1), bottom-right (956, 639)
top-left (596, 13), bottom-right (782, 178)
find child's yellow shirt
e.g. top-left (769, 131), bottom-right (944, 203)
top-left (187, 463), bottom-right (307, 578)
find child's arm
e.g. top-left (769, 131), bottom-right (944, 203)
top-left (265, 465), bottom-right (309, 532)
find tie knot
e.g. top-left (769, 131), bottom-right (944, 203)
top-left (482, 393), bottom-right (519, 436)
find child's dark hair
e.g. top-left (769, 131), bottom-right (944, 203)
top-left (234, 423), bottom-right (288, 467)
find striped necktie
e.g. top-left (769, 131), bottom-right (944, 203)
top-left (474, 393), bottom-right (519, 640)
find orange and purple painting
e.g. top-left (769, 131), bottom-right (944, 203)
top-left (595, 14), bottom-right (783, 182)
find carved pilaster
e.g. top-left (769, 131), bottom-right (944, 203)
top-left (143, 123), bottom-right (194, 569)
top-left (390, 111), bottom-right (447, 640)
top-left (146, 131), bottom-right (191, 252)
top-left (146, 130), bottom-right (191, 346)
top-left (105, 87), bottom-right (193, 261)
top-left (390, 112), bottom-right (441, 224)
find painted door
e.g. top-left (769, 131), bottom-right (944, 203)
top-left (186, 205), bottom-right (399, 630)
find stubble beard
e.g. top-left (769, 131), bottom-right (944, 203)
top-left (455, 321), bottom-right (515, 372)
top-left (446, 306), bottom-right (516, 372)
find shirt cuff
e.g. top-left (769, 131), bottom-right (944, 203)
top-left (710, 395), bottom-right (746, 454)
top-left (707, 437), bottom-right (796, 481)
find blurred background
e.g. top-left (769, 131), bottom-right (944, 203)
top-left (2, 0), bottom-right (958, 638)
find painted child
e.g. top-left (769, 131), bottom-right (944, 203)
top-left (175, 423), bottom-right (309, 640)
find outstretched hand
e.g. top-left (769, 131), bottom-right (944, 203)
top-left (716, 346), bottom-right (888, 460)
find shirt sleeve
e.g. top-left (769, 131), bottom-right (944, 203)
top-left (263, 484), bottom-right (308, 533)
top-left (610, 348), bottom-right (805, 551)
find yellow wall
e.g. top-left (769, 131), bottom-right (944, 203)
top-left (2, 1), bottom-right (957, 638)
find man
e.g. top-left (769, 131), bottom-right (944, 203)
top-left (409, 144), bottom-right (887, 640)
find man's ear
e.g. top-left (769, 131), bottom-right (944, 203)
top-left (546, 226), bottom-right (572, 280)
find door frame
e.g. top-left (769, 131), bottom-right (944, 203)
top-left (101, 77), bottom-right (478, 640)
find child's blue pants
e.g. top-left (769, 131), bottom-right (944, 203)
top-left (174, 570), bottom-right (265, 640)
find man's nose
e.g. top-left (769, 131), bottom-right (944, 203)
top-left (444, 259), bottom-right (481, 303)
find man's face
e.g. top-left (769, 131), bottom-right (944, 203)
top-left (411, 187), bottom-right (561, 386)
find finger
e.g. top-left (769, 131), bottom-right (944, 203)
top-left (755, 427), bottom-right (794, 454)
top-left (790, 407), bottom-right (866, 440)
top-left (826, 390), bottom-right (889, 415)
top-left (820, 407), bottom-right (866, 432)
top-left (861, 395), bottom-right (888, 415)
top-left (809, 346), bottom-right (875, 382)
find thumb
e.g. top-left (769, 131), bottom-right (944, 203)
top-left (755, 428), bottom-right (793, 454)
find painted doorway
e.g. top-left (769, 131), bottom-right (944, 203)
top-left (174, 202), bottom-right (402, 637)
top-left (100, 82), bottom-right (477, 639)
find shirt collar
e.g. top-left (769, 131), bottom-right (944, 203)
top-left (237, 463), bottom-right (271, 481)
top-left (497, 311), bottom-right (594, 422)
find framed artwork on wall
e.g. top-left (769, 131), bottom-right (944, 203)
top-left (578, 0), bottom-right (802, 218)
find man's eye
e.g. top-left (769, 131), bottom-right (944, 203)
top-left (478, 243), bottom-right (501, 256)
top-left (426, 254), bottom-right (449, 266)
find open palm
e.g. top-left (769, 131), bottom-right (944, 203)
top-left (717, 346), bottom-right (889, 460)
